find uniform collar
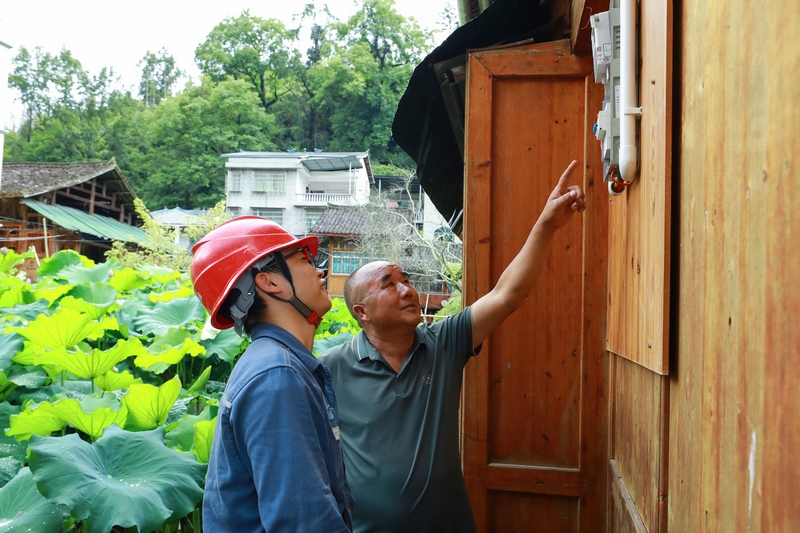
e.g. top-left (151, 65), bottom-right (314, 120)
top-left (249, 323), bottom-right (322, 375)
top-left (354, 327), bottom-right (427, 362)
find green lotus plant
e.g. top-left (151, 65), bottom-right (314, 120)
top-left (0, 249), bottom-right (363, 532)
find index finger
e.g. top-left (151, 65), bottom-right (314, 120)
top-left (556, 160), bottom-right (580, 189)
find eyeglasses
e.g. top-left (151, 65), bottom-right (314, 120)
top-left (282, 246), bottom-right (318, 269)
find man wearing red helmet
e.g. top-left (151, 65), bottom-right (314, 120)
top-left (191, 216), bottom-right (354, 532)
top-left (319, 161), bottom-right (585, 532)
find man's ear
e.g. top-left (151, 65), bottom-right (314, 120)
top-left (254, 271), bottom-right (284, 296)
top-left (352, 303), bottom-right (369, 323)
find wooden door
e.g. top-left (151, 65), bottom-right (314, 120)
top-left (462, 40), bottom-right (608, 532)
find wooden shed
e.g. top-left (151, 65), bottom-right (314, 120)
top-left (0, 160), bottom-right (147, 263)
top-left (394, 0), bottom-right (798, 530)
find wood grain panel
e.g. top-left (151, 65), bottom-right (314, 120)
top-left (610, 459), bottom-right (648, 533)
top-left (609, 354), bottom-right (669, 532)
top-left (606, 0), bottom-right (673, 374)
top-left (487, 77), bottom-right (585, 468)
top-left (668, 0), bottom-right (800, 531)
top-left (463, 52), bottom-right (495, 530)
top-left (488, 492), bottom-right (579, 533)
top-left (462, 40), bottom-right (608, 533)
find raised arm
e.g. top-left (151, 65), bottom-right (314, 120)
top-left (469, 160), bottom-right (585, 349)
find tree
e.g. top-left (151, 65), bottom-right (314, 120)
top-left (195, 11), bottom-right (300, 112)
top-left (6, 45), bottom-right (129, 162)
top-left (138, 78), bottom-right (276, 209)
top-left (307, 0), bottom-right (433, 163)
top-left (138, 48), bottom-right (183, 106)
top-left (354, 175), bottom-right (462, 294)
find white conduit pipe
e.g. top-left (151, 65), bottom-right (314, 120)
top-left (619, 0), bottom-right (641, 182)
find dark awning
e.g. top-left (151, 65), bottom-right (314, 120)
top-left (302, 155), bottom-right (363, 172)
top-left (391, 0), bottom-right (559, 236)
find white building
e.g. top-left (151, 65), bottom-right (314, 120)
top-left (221, 151), bottom-right (373, 237)
top-left (150, 207), bottom-right (204, 249)
top-left (0, 40), bottom-right (12, 186)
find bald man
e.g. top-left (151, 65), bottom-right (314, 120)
top-left (318, 161), bottom-right (585, 533)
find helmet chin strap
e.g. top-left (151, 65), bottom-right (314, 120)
top-left (264, 252), bottom-right (321, 328)
top-left (228, 252), bottom-right (321, 335)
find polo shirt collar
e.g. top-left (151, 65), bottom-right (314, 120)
top-left (355, 327), bottom-right (427, 362)
top-left (249, 323), bottom-right (321, 375)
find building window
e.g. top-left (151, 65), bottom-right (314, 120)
top-left (253, 208), bottom-right (284, 226)
top-left (229, 171), bottom-right (242, 192)
top-left (304, 209), bottom-right (324, 233)
top-left (254, 171), bottom-right (286, 193)
top-left (227, 207), bottom-right (241, 217)
top-left (331, 240), bottom-right (375, 275)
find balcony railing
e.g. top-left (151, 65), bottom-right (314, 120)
top-left (296, 193), bottom-right (357, 205)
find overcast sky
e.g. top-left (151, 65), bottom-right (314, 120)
top-left (0, 0), bottom-right (455, 127)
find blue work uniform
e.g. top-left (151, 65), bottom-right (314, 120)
top-left (319, 308), bottom-right (479, 533)
top-left (204, 323), bottom-right (354, 532)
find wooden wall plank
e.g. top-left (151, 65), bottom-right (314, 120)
top-left (463, 40), bottom-right (608, 533)
top-left (463, 53), bottom-right (495, 532)
top-left (606, 0), bottom-right (672, 374)
top-left (669, 0), bottom-right (800, 531)
top-left (488, 492), bottom-right (580, 533)
top-left (610, 355), bottom-right (669, 532)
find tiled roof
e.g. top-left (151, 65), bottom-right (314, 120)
top-left (1, 160), bottom-right (121, 197)
top-left (310, 207), bottom-right (415, 237)
top-left (309, 207), bottom-right (369, 236)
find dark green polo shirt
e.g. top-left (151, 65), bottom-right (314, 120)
top-left (319, 308), bottom-right (479, 533)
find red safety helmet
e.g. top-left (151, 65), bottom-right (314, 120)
top-left (191, 216), bottom-right (318, 330)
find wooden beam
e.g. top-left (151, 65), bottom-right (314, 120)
top-left (571, 0), bottom-right (608, 56)
top-left (89, 179), bottom-right (96, 216)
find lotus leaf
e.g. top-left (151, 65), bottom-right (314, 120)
top-left (123, 376), bottom-right (182, 431)
top-left (0, 403), bottom-right (26, 485)
top-left (312, 331), bottom-right (357, 356)
top-left (200, 327), bottom-right (243, 362)
top-left (164, 408), bottom-right (213, 452)
top-left (108, 267), bottom-right (149, 293)
top-left (149, 286), bottom-right (195, 303)
top-left (37, 249), bottom-right (91, 277)
top-left (60, 282), bottom-right (120, 319)
top-left (132, 297), bottom-right (206, 336)
top-left (29, 426), bottom-right (206, 533)
top-left (56, 259), bottom-right (120, 284)
top-left (11, 308), bottom-right (118, 350)
top-left (34, 338), bottom-right (147, 380)
top-left (138, 264), bottom-right (182, 284)
top-left (94, 370), bottom-right (141, 392)
top-left (0, 248), bottom-right (33, 274)
top-left (0, 335), bottom-right (22, 372)
top-left (0, 467), bottom-right (63, 532)
top-left (192, 418), bottom-right (216, 463)
top-left (134, 337), bottom-right (205, 374)
top-left (6, 401), bottom-right (67, 441)
top-left (31, 281), bottom-right (73, 305)
top-left (185, 366), bottom-right (212, 396)
top-left (0, 299), bottom-right (50, 322)
top-left (0, 287), bottom-right (27, 308)
top-left (7, 366), bottom-right (48, 389)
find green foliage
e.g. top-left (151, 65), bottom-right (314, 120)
top-left (195, 11), bottom-right (300, 112)
top-left (434, 292), bottom-right (462, 322)
top-left (6, 0), bottom-right (440, 210)
top-left (139, 48), bottom-right (183, 106)
top-left (29, 426), bottom-right (206, 533)
top-left (0, 467), bottom-right (64, 533)
top-left (313, 298), bottom-right (361, 356)
top-left (0, 250), bottom-right (238, 531)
